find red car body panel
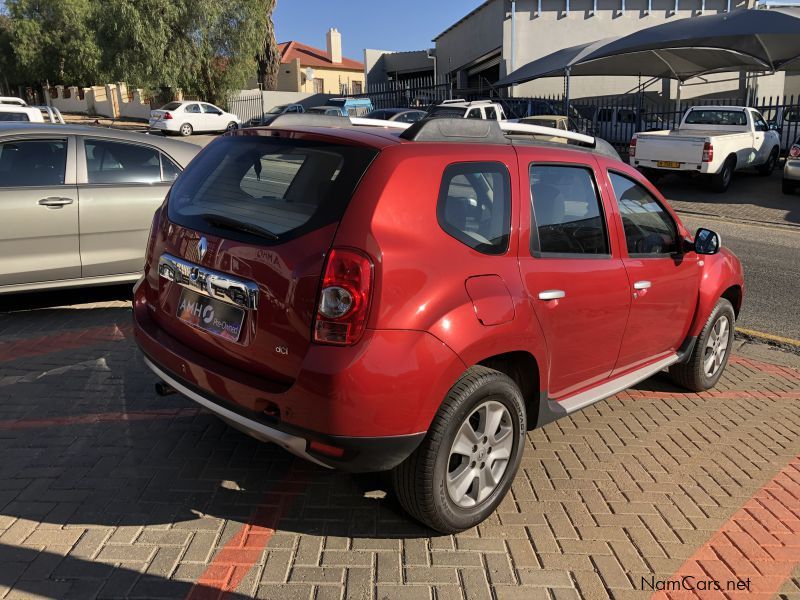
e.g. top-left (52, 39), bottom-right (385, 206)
top-left (134, 123), bottom-right (744, 471)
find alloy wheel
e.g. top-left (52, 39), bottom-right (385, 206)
top-left (446, 400), bottom-right (513, 508)
top-left (703, 315), bottom-right (730, 377)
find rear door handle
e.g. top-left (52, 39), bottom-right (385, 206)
top-left (538, 290), bottom-right (566, 301)
top-left (633, 280), bottom-right (652, 290)
top-left (38, 197), bottom-right (74, 208)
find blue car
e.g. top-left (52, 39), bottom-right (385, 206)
top-left (324, 97), bottom-right (374, 117)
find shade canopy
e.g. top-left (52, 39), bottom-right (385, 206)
top-left (496, 7), bottom-right (800, 86)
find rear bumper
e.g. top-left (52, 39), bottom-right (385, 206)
top-left (133, 278), bottom-right (466, 471)
top-left (784, 159), bottom-right (800, 181)
top-left (632, 158), bottom-right (708, 173)
top-left (143, 354), bottom-right (424, 472)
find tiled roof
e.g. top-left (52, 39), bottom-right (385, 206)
top-left (279, 41), bottom-right (364, 71)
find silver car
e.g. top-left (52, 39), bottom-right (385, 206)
top-left (0, 124), bottom-right (201, 294)
top-left (783, 138), bottom-right (800, 195)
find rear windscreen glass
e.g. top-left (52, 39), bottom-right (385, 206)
top-left (167, 136), bottom-right (377, 244)
top-left (684, 110), bottom-right (746, 126)
top-left (0, 112), bottom-right (30, 121)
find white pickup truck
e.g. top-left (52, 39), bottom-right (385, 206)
top-left (629, 106), bottom-right (780, 192)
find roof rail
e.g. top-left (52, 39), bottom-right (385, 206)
top-left (439, 98), bottom-right (467, 105)
top-left (349, 117), bottom-right (410, 130)
top-left (499, 121), bottom-right (595, 146)
top-left (269, 113), bottom-right (348, 128)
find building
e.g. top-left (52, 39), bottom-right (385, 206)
top-left (363, 49), bottom-right (435, 86)
top-left (277, 29), bottom-right (365, 95)
top-left (433, 0), bottom-right (795, 102)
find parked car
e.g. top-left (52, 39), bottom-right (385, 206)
top-left (135, 117), bottom-right (743, 533)
top-left (583, 106), bottom-right (663, 146)
top-left (630, 106), bottom-right (781, 192)
top-left (0, 96), bottom-right (28, 107)
top-left (0, 124), bottom-right (200, 294)
top-left (0, 105), bottom-right (45, 123)
top-left (307, 106), bottom-right (346, 116)
top-left (428, 99), bottom-right (507, 121)
top-left (324, 97), bottom-right (374, 117)
top-left (762, 105), bottom-right (800, 152)
top-left (246, 103), bottom-right (305, 127)
top-left (783, 138), bottom-right (800, 194)
top-left (149, 101), bottom-right (240, 136)
top-left (365, 108), bottom-right (428, 123)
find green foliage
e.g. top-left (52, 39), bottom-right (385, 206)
top-left (3, 0), bottom-right (274, 103)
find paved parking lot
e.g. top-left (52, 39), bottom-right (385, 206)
top-left (0, 293), bottom-right (799, 600)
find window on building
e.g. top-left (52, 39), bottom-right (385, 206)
top-left (530, 165), bottom-right (608, 256)
top-left (437, 162), bottom-right (511, 255)
top-left (352, 81), bottom-right (363, 95)
top-left (313, 78), bottom-right (324, 94)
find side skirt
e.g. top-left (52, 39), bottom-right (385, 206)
top-left (536, 353), bottom-right (680, 427)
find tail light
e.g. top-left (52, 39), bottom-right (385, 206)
top-left (313, 248), bottom-right (373, 346)
top-left (702, 142), bottom-right (713, 162)
top-left (163, 111), bottom-right (173, 120)
top-left (790, 144), bottom-right (800, 158)
top-left (629, 137), bottom-right (637, 158)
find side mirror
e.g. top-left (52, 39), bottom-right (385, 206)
top-left (769, 123), bottom-right (781, 132)
top-left (694, 228), bottom-right (721, 255)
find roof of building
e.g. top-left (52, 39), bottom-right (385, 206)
top-left (279, 41), bottom-right (364, 71)
top-left (433, 0), bottom-right (497, 41)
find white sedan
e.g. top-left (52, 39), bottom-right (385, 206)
top-left (149, 101), bottom-right (240, 136)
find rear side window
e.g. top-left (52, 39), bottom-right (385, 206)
top-left (437, 162), bottom-right (511, 255)
top-left (167, 136), bottom-right (377, 243)
top-left (530, 165), bottom-right (608, 256)
top-left (608, 172), bottom-right (678, 256)
top-left (0, 112), bottom-right (30, 122)
top-left (0, 139), bottom-right (67, 186)
top-left (85, 139), bottom-right (163, 184)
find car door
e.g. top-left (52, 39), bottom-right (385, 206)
top-left (751, 111), bottom-right (770, 161)
top-left (603, 167), bottom-right (700, 375)
top-left (517, 150), bottom-right (631, 398)
top-left (0, 135), bottom-right (80, 287)
top-left (77, 136), bottom-right (180, 277)
top-left (183, 103), bottom-right (203, 131)
top-left (201, 103), bottom-right (224, 131)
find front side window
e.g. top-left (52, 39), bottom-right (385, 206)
top-left (201, 103), bottom-right (221, 114)
top-left (609, 172), bottom-right (678, 256)
top-left (0, 139), bottom-right (67, 186)
top-left (436, 162), bottom-right (511, 255)
top-left (753, 113), bottom-right (768, 132)
top-left (168, 136), bottom-right (377, 243)
top-left (530, 165), bottom-right (608, 256)
top-left (84, 139), bottom-right (162, 184)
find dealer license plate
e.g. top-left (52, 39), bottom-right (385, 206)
top-left (176, 289), bottom-right (245, 342)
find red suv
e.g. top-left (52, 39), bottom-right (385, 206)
top-left (134, 117), bottom-right (744, 533)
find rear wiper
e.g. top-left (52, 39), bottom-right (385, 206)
top-left (200, 213), bottom-right (279, 240)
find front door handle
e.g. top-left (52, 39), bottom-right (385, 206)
top-left (538, 289), bottom-right (566, 301)
top-left (633, 280), bottom-right (652, 290)
top-left (38, 197), bottom-right (74, 208)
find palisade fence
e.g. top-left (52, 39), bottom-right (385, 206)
top-left (226, 91), bottom-right (264, 125)
top-left (358, 76), bottom-right (453, 111)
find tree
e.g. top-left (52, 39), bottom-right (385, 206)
top-left (6, 0), bottom-right (102, 85)
top-left (256, 0), bottom-right (280, 90)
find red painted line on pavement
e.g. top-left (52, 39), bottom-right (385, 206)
top-left (186, 469), bottom-right (308, 600)
top-left (652, 455), bottom-right (800, 599)
top-left (728, 356), bottom-right (800, 381)
top-left (0, 323), bottom-right (132, 363)
top-left (0, 408), bottom-right (201, 431)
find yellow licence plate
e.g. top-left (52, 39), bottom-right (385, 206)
top-left (657, 161), bottom-right (681, 168)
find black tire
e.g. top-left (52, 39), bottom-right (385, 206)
top-left (757, 147), bottom-right (779, 176)
top-left (179, 123), bottom-right (193, 137)
top-left (225, 121), bottom-right (238, 132)
top-left (669, 298), bottom-right (735, 392)
top-left (392, 366), bottom-right (526, 534)
top-left (782, 179), bottom-right (797, 195)
top-left (710, 156), bottom-right (735, 193)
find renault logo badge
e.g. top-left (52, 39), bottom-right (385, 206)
top-left (198, 237), bottom-right (208, 262)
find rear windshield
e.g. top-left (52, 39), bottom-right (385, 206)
top-left (0, 112), bottom-right (30, 122)
top-left (161, 102), bottom-right (182, 111)
top-left (167, 136), bottom-right (377, 244)
top-left (684, 110), bottom-right (746, 126)
top-left (428, 107), bottom-right (466, 118)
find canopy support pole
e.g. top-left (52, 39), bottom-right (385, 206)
top-left (563, 66), bottom-right (571, 116)
top-left (675, 81), bottom-right (682, 129)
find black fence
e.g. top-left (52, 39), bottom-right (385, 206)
top-left (357, 76), bottom-right (452, 111)
top-left (227, 91), bottom-right (264, 124)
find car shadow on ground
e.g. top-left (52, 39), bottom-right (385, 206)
top-left (0, 284), bottom-right (133, 313)
top-left (654, 168), bottom-right (800, 226)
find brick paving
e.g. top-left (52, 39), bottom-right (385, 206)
top-left (0, 294), bottom-right (799, 600)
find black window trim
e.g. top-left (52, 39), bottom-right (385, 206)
top-left (528, 161), bottom-right (612, 260)
top-left (79, 136), bottom-right (181, 186)
top-left (607, 168), bottom-right (680, 259)
top-left (436, 160), bottom-right (512, 256)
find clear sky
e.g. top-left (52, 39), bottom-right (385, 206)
top-left (273, 0), bottom-right (487, 59)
